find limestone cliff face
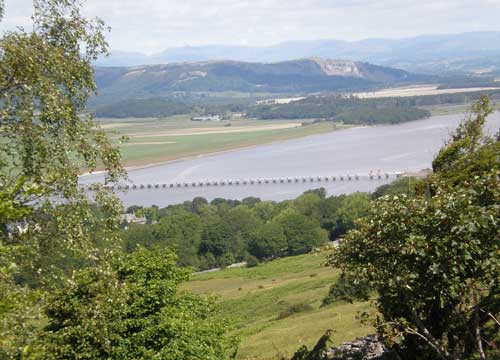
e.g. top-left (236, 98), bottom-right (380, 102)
top-left (312, 59), bottom-right (363, 78)
top-left (311, 58), bottom-right (411, 83)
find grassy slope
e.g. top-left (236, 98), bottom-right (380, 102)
top-left (97, 116), bottom-right (341, 167)
top-left (184, 252), bottom-right (373, 360)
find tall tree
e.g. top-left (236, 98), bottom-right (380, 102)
top-left (0, 0), bottom-right (123, 355)
top-left (276, 209), bottom-right (328, 255)
top-left (248, 222), bottom-right (287, 260)
top-left (33, 247), bottom-right (237, 359)
top-left (328, 97), bottom-right (500, 359)
top-left (0, 2), bottom-right (237, 358)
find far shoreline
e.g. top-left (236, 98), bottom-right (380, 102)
top-left (80, 122), bottom-right (365, 177)
top-left (81, 106), bottom-right (488, 179)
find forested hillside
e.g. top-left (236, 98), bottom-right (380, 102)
top-left (247, 96), bottom-right (431, 123)
top-left (247, 90), bottom-right (500, 122)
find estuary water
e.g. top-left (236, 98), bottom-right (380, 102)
top-left (81, 112), bottom-right (500, 207)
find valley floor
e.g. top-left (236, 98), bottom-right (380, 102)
top-left (97, 116), bottom-right (345, 167)
top-left (95, 102), bottom-right (500, 169)
top-left (184, 251), bottom-right (373, 360)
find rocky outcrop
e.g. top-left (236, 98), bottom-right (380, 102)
top-left (326, 335), bottom-right (388, 360)
top-left (312, 59), bottom-right (363, 78)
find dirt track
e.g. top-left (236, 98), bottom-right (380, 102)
top-left (124, 141), bottom-right (177, 146)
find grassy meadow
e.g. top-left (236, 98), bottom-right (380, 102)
top-left (96, 115), bottom-right (343, 167)
top-left (184, 252), bottom-right (374, 360)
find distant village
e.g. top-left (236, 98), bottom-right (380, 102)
top-left (190, 112), bottom-right (245, 122)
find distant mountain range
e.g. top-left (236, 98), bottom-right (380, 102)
top-left (95, 32), bottom-right (500, 75)
top-left (94, 58), bottom-right (429, 99)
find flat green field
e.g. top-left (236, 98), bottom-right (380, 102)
top-left (96, 116), bottom-right (343, 167)
top-left (184, 252), bottom-right (373, 360)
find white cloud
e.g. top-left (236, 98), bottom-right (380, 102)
top-left (1, 0), bottom-right (499, 53)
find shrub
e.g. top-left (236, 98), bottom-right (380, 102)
top-left (245, 254), bottom-right (259, 268)
top-left (322, 273), bottom-right (370, 306)
top-left (276, 302), bottom-right (313, 320)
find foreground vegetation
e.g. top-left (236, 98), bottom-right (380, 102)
top-left (0, 1), bottom-right (235, 358)
top-left (324, 96), bottom-right (500, 360)
top-left (185, 253), bottom-right (373, 360)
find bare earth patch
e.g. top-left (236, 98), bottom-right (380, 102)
top-left (256, 97), bottom-right (306, 105)
top-left (127, 123), bottom-right (302, 138)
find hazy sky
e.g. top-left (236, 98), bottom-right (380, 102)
top-left (1, 0), bottom-right (500, 54)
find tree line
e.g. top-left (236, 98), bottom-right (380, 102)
top-left (93, 89), bottom-right (500, 124)
top-left (246, 91), bottom-right (500, 122)
top-left (93, 96), bottom-right (249, 118)
top-left (121, 189), bottom-right (382, 270)
top-left (246, 96), bottom-right (431, 123)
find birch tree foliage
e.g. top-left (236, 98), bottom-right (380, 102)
top-left (0, 3), bottom-right (238, 359)
top-left (0, 0), bottom-right (124, 356)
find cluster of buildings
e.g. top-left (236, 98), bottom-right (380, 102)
top-left (120, 213), bottom-right (147, 227)
top-left (190, 115), bottom-right (222, 122)
top-left (190, 113), bottom-right (245, 122)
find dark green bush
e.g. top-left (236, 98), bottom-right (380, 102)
top-left (322, 273), bottom-right (370, 306)
top-left (277, 302), bottom-right (313, 320)
top-left (245, 254), bottom-right (259, 268)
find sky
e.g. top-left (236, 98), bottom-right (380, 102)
top-left (1, 0), bottom-right (500, 54)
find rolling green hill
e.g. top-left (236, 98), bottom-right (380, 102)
top-left (184, 251), bottom-right (373, 360)
top-left (95, 32), bottom-right (500, 76)
top-left (93, 59), bottom-right (429, 99)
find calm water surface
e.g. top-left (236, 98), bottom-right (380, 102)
top-left (81, 112), bottom-right (500, 206)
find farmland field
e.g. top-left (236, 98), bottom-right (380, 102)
top-left (184, 251), bottom-right (374, 360)
top-left (354, 84), bottom-right (500, 99)
top-left (97, 115), bottom-right (345, 167)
